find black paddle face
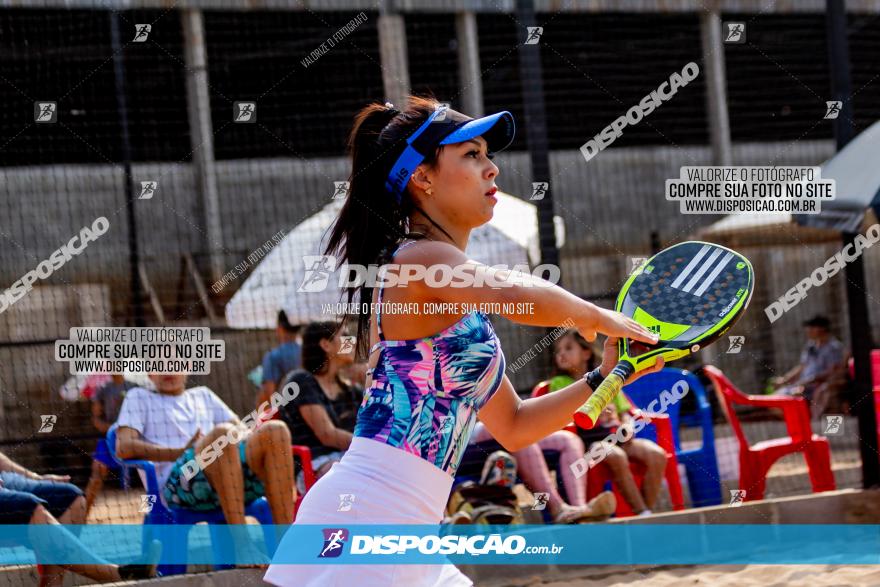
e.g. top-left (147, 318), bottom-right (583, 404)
top-left (618, 241), bottom-right (754, 363)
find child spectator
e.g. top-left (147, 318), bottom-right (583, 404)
top-left (115, 372), bottom-right (295, 563)
top-left (85, 373), bottom-right (139, 516)
top-left (550, 329), bottom-right (667, 516)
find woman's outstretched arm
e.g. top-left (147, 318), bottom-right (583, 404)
top-left (477, 337), bottom-right (664, 452)
top-left (394, 240), bottom-right (659, 343)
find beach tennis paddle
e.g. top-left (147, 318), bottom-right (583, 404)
top-left (573, 241), bottom-right (754, 429)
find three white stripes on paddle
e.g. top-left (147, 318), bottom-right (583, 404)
top-left (670, 245), bottom-right (734, 297)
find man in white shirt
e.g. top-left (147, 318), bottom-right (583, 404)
top-left (115, 373), bottom-right (295, 562)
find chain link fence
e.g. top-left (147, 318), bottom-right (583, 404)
top-left (1, 1), bottom-right (879, 565)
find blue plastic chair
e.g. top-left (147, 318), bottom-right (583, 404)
top-left (107, 425), bottom-right (275, 575)
top-left (622, 368), bottom-right (723, 507)
top-left (95, 438), bottom-right (133, 490)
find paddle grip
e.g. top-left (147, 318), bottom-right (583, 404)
top-left (573, 362), bottom-right (636, 429)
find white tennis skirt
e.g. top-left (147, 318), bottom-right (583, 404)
top-left (264, 437), bottom-right (473, 587)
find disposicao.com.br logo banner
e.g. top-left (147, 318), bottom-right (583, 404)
top-left (282, 524), bottom-right (880, 565)
top-left (2, 525), bottom-right (879, 566)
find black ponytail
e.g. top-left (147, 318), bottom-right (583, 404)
top-left (324, 94), bottom-right (446, 360)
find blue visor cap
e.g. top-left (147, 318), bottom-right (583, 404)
top-left (385, 107), bottom-right (516, 202)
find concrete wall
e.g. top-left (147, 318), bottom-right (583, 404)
top-left (0, 139), bottom-right (838, 299)
top-left (5, 138), bottom-right (880, 469)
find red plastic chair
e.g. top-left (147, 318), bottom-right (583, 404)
top-left (873, 350), bottom-right (880, 454)
top-left (531, 381), bottom-right (685, 517)
top-left (702, 365), bottom-right (836, 501)
top-left (291, 445), bottom-right (316, 518)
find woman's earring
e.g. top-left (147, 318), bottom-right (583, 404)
top-left (425, 187), bottom-right (433, 196)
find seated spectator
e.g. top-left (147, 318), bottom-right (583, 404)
top-left (770, 315), bottom-right (848, 419)
top-left (469, 422), bottom-right (616, 523)
top-left (278, 321), bottom-right (363, 494)
top-left (85, 373), bottom-right (139, 517)
top-left (258, 310), bottom-right (302, 409)
top-left (550, 329), bottom-right (667, 516)
top-left (0, 450), bottom-right (159, 584)
top-left (115, 372), bottom-right (295, 563)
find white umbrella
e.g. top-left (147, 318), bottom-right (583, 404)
top-left (225, 191), bottom-right (565, 328)
top-left (799, 120), bottom-right (880, 233)
top-left (699, 122), bottom-right (880, 243)
top-left (697, 211), bottom-right (839, 246)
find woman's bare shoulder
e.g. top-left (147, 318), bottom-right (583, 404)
top-left (393, 239), bottom-right (471, 266)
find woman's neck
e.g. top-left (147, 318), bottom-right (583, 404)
top-left (408, 218), bottom-right (470, 252)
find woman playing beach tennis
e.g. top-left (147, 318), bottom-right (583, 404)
top-left (264, 96), bottom-right (663, 586)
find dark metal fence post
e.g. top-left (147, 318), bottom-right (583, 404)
top-left (826, 0), bottom-right (879, 488)
top-left (109, 11), bottom-right (145, 327)
top-left (516, 0), bottom-right (559, 284)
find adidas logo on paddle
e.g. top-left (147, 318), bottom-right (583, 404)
top-left (669, 245), bottom-right (735, 297)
